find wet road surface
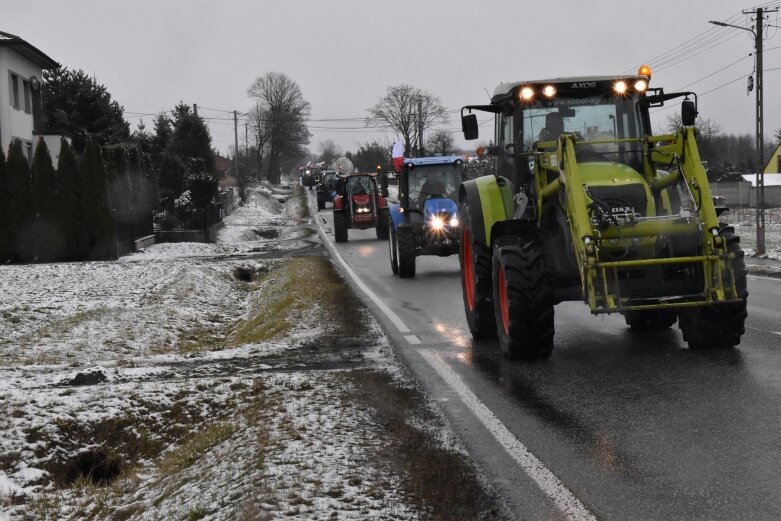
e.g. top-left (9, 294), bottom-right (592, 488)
top-left (313, 197), bottom-right (781, 521)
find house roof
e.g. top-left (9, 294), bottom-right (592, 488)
top-left (764, 144), bottom-right (781, 174)
top-left (0, 30), bottom-right (58, 70)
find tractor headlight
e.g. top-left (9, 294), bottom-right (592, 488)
top-left (613, 80), bottom-right (628, 95)
top-left (430, 215), bottom-right (445, 231)
top-left (449, 216), bottom-right (460, 227)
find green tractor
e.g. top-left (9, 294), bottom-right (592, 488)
top-left (459, 66), bottom-right (747, 359)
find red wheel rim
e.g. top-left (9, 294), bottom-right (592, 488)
top-left (498, 264), bottom-right (510, 335)
top-left (463, 228), bottom-right (475, 311)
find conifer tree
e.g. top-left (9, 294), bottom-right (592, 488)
top-left (106, 146), bottom-right (130, 213)
top-left (6, 140), bottom-right (33, 260)
top-left (30, 138), bottom-right (63, 261)
top-left (56, 138), bottom-right (84, 260)
top-left (80, 140), bottom-right (116, 259)
top-left (0, 148), bottom-right (10, 261)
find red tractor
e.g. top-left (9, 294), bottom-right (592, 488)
top-left (332, 173), bottom-right (390, 242)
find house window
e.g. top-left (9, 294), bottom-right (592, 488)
top-left (23, 79), bottom-right (31, 113)
top-left (9, 73), bottom-right (20, 109)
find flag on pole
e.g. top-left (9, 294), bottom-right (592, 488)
top-left (392, 139), bottom-right (404, 172)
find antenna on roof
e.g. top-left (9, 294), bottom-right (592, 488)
top-left (484, 88), bottom-right (491, 100)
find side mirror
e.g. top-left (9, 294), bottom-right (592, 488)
top-left (681, 99), bottom-right (698, 126)
top-left (462, 113), bottom-right (479, 140)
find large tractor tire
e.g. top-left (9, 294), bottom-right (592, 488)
top-left (623, 309), bottom-right (677, 330)
top-left (389, 223), bottom-right (399, 275)
top-left (376, 209), bottom-right (390, 240)
top-left (397, 228), bottom-right (416, 278)
top-left (334, 212), bottom-right (348, 243)
top-left (459, 201), bottom-right (496, 340)
top-left (492, 239), bottom-right (554, 360)
top-left (678, 226), bottom-right (748, 350)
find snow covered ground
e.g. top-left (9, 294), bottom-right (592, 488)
top-left (0, 183), bottom-right (499, 521)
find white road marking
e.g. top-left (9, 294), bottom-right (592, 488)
top-left (420, 349), bottom-right (598, 521)
top-left (310, 190), bottom-right (596, 520)
top-left (773, 332), bottom-right (781, 337)
top-left (308, 192), bottom-right (411, 333)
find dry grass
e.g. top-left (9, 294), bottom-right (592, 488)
top-left (229, 255), bottom-right (360, 345)
top-left (158, 422), bottom-right (237, 474)
top-left (344, 370), bottom-right (500, 521)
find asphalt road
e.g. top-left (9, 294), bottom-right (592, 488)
top-left (311, 194), bottom-right (781, 521)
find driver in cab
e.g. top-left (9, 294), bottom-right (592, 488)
top-left (419, 172), bottom-right (448, 205)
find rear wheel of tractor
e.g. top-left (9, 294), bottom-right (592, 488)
top-left (397, 228), bottom-right (416, 278)
top-left (492, 239), bottom-right (554, 360)
top-left (678, 226), bottom-right (747, 350)
top-left (623, 309), bottom-right (677, 330)
top-left (317, 195), bottom-right (325, 210)
top-left (376, 209), bottom-right (389, 240)
top-left (334, 212), bottom-right (348, 243)
top-left (389, 224), bottom-right (399, 275)
top-left (459, 202), bottom-right (496, 339)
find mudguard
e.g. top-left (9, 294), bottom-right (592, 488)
top-left (458, 175), bottom-right (514, 247)
top-left (389, 204), bottom-right (403, 230)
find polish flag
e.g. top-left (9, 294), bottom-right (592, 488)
top-left (392, 139), bottom-right (404, 172)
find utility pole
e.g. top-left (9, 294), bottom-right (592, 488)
top-left (244, 123), bottom-right (248, 152)
top-left (417, 95), bottom-right (424, 157)
top-left (233, 110), bottom-right (239, 180)
top-left (193, 103), bottom-right (198, 117)
top-left (710, 6), bottom-right (777, 255)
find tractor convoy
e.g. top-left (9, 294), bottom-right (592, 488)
top-left (311, 65), bottom-right (748, 358)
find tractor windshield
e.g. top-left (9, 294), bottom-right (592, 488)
top-left (522, 95), bottom-right (644, 170)
top-left (408, 166), bottom-right (461, 208)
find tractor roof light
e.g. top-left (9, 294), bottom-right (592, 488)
top-left (638, 64), bottom-right (652, 79)
top-left (519, 86), bottom-right (535, 101)
top-left (542, 85), bottom-right (556, 98)
top-left (613, 80), bottom-right (628, 95)
top-left (634, 79), bottom-right (648, 92)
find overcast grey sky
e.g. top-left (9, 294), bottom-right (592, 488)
top-left (5, 0), bottom-right (781, 158)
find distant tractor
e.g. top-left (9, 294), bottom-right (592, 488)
top-left (332, 173), bottom-right (390, 242)
top-left (458, 65), bottom-right (747, 359)
top-left (388, 156), bottom-right (465, 278)
top-left (316, 170), bottom-right (339, 210)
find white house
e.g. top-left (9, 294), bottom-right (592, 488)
top-left (0, 30), bottom-right (59, 163)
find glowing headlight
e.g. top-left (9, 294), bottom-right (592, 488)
top-left (430, 216), bottom-right (445, 230)
top-left (542, 85), bottom-right (556, 98)
top-left (519, 86), bottom-right (534, 101)
top-left (449, 216), bottom-right (460, 227)
top-left (613, 80), bottom-right (628, 94)
top-left (634, 79), bottom-right (648, 92)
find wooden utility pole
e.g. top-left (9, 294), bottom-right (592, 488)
top-left (418, 95), bottom-right (424, 157)
top-left (233, 110), bottom-right (239, 180)
top-left (710, 7), bottom-right (778, 254)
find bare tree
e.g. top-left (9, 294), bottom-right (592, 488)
top-left (247, 72), bottom-right (311, 184)
top-left (247, 102), bottom-right (272, 180)
top-left (317, 140), bottom-right (343, 167)
top-left (426, 130), bottom-right (457, 156)
top-left (367, 84), bottom-right (448, 157)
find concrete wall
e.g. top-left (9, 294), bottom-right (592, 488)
top-left (710, 181), bottom-right (781, 208)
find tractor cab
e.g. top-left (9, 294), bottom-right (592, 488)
top-left (316, 170), bottom-right (339, 210)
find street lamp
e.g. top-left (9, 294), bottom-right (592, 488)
top-left (710, 7), bottom-right (775, 255)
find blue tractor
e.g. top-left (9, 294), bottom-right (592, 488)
top-left (388, 156), bottom-right (465, 277)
